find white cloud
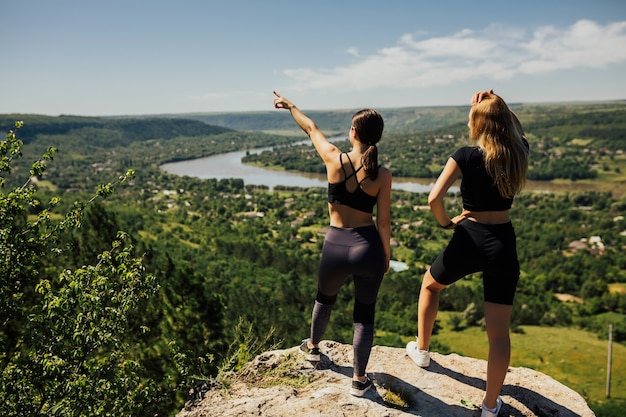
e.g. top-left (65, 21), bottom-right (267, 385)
top-left (520, 20), bottom-right (626, 73)
top-left (281, 19), bottom-right (626, 93)
top-left (347, 47), bottom-right (360, 57)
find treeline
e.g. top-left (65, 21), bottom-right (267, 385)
top-left (1, 102), bottom-right (625, 416)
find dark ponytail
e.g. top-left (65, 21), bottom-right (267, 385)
top-left (352, 109), bottom-right (384, 180)
top-left (362, 145), bottom-right (379, 180)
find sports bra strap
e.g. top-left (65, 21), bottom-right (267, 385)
top-left (342, 153), bottom-right (363, 181)
top-left (339, 153), bottom-right (348, 178)
top-left (328, 153), bottom-right (376, 213)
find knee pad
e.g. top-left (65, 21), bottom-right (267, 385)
top-left (353, 299), bottom-right (376, 324)
top-left (316, 290), bottom-right (337, 305)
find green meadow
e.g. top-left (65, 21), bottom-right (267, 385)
top-left (426, 312), bottom-right (625, 405)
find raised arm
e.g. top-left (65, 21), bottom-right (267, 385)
top-left (273, 91), bottom-right (339, 164)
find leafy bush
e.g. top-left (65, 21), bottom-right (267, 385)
top-left (0, 122), bottom-right (160, 416)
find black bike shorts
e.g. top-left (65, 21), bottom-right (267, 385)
top-left (429, 219), bottom-right (520, 305)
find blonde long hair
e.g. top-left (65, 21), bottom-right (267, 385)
top-left (469, 93), bottom-right (529, 198)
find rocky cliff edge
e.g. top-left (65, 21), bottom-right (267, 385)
top-left (177, 340), bottom-right (595, 417)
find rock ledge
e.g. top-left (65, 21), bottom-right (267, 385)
top-left (177, 341), bottom-right (595, 417)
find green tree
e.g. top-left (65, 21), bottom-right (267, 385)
top-left (0, 122), bottom-right (160, 416)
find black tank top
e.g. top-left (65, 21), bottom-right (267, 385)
top-left (327, 153), bottom-right (377, 213)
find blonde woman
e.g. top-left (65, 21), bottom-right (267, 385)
top-left (273, 91), bottom-right (392, 397)
top-left (406, 90), bottom-right (529, 417)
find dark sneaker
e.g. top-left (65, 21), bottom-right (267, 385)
top-left (349, 376), bottom-right (373, 397)
top-left (299, 339), bottom-right (320, 361)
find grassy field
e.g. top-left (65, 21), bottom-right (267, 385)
top-left (406, 312), bottom-right (625, 406)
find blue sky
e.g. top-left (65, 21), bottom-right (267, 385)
top-left (1, 0), bottom-right (625, 116)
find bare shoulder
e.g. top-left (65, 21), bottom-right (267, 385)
top-left (323, 146), bottom-right (344, 169)
top-left (378, 166), bottom-right (392, 182)
top-left (371, 167), bottom-right (392, 193)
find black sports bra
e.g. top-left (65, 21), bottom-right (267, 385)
top-left (327, 153), bottom-right (377, 213)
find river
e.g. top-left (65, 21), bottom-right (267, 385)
top-left (160, 143), bottom-right (442, 193)
top-left (160, 145), bottom-right (617, 197)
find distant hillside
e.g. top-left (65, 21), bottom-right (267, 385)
top-left (0, 114), bottom-right (232, 147)
top-left (156, 106), bottom-right (472, 135)
top-left (3, 100), bottom-right (625, 185)
top-left (148, 100), bottom-right (626, 141)
top-left (4, 99), bottom-right (625, 141)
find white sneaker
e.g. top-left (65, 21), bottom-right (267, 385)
top-left (406, 341), bottom-right (430, 367)
top-left (481, 397), bottom-right (503, 417)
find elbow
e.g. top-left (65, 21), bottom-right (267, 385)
top-left (427, 193), bottom-right (439, 209)
top-left (304, 123), bottom-right (319, 137)
top-left (428, 194), bottom-right (445, 214)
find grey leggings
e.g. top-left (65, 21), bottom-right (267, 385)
top-left (310, 225), bottom-right (386, 376)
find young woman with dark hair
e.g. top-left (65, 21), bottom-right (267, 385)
top-left (273, 91), bottom-right (392, 397)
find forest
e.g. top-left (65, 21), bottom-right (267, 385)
top-left (1, 100), bottom-right (625, 416)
